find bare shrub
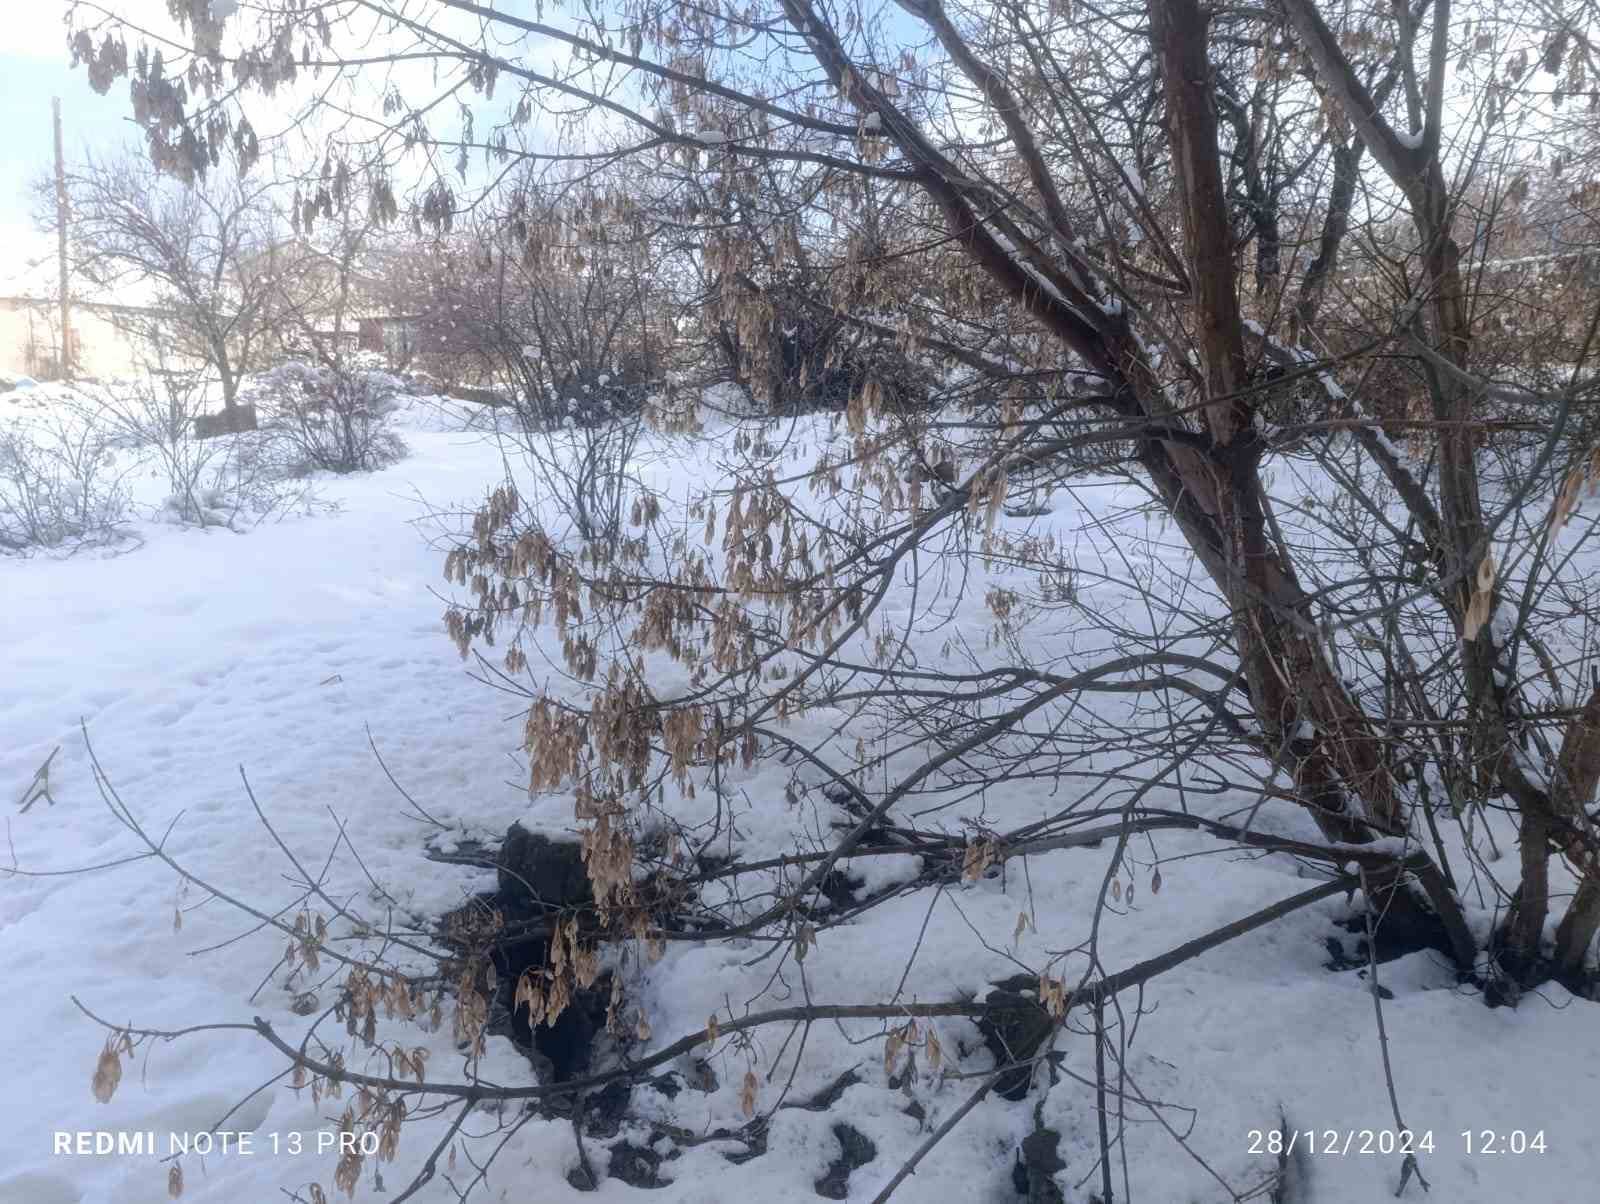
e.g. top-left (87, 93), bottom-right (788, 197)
top-left (0, 404), bottom-right (130, 553)
top-left (492, 395), bottom-right (649, 551)
top-left (76, 367), bottom-right (241, 526)
top-left (245, 359), bottom-right (408, 476)
top-left (74, 367), bottom-right (329, 529)
top-left (397, 195), bottom-right (666, 547)
top-left (246, 208), bottom-right (410, 474)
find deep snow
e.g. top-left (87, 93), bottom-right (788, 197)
top-left (2, 388), bottom-right (1598, 1204)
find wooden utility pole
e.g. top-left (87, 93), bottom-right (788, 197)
top-left (53, 97), bottom-right (72, 378)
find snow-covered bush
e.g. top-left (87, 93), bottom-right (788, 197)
top-left (0, 406), bottom-right (129, 553)
top-left (72, 373), bottom-right (248, 528)
top-left (246, 359), bottom-right (408, 475)
top-left (64, 375), bottom-right (327, 530)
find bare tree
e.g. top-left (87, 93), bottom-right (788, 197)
top-left (246, 208), bottom-right (409, 473)
top-left (60, 0), bottom-right (1600, 1198)
top-left (50, 149), bottom-right (281, 425)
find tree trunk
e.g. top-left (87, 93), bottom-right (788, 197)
top-left (1151, 0), bottom-right (1397, 840)
top-left (218, 353), bottom-right (238, 413)
top-left (1553, 685), bottom-right (1600, 975)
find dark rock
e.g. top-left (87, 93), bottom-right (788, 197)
top-left (609, 1139), bottom-right (668, 1188)
top-left (193, 404), bottom-right (258, 438)
top-left (814, 1124), bottom-right (876, 1199)
top-left (474, 825), bottom-right (609, 1083)
top-left (977, 978), bottom-right (1054, 1101)
top-left (1017, 1127), bottom-right (1065, 1204)
top-left (1322, 935), bottom-right (1361, 972)
top-left (1012, 1151), bottom-right (1030, 1196)
top-left (535, 990), bottom-right (601, 1079)
top-left (1335, 890), bottom-right (1456, 965)
top-left (497, 823), bottom-right (590, 908)
top-left (792, 1068), bottom-right (859, 1111)
top-left (806, 867), bottom-right (863, 915)
top-left (644, 1072), bottom-right (683, 1100)
top-left (566, 1162), bottom-right (597, 1192)
top-left (584, 1080), bottom-right (633, 1138)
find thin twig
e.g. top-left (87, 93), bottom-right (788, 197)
top-left (867, 1067), bottom-right (1005, 1204)
top-left (366, 723), bottom-right (451, 829)
top-left (1359, 868), bottom-right (1431, 1197)
top-left (17, 745), bottom-right (61, 812)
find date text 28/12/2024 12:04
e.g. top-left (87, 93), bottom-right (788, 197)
top-left (1247, 1129), bottom-right (1550, 1157)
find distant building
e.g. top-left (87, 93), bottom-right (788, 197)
top-left (0, 294), bottom-right (171, 381)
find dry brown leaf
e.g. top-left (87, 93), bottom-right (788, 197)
top-left (961, 839), bottom-right (993, 883)
top-left (884, 1027), bottom-right (904, 1075)
top-left (739, 1069), bottom-right (758, 1117)
top-left (1462, 554), bottom-right (1497, 641)
top-left (92, 1042), bottom-right (122, 1104)
top-left (1552, 467), bottom-right (1583, 532)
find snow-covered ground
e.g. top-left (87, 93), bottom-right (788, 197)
top-left (3, 385), bottom-right (1598, 1204)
